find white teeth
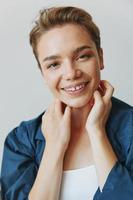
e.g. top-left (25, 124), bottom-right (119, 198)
top-left (76, 85), bottom-right (82, 90)
top-left (65, 83), bottom-right (85, 92)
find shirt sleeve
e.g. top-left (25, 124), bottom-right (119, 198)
top-left (94, 133), bottom-right (133, 200)
top-left (1, 122), bottom-right (38, 200)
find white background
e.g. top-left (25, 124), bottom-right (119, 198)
top-left (0, 0), bottom-right (133, 169)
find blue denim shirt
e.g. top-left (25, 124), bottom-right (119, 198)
top-left (1, 97), bottom-right (133, 200)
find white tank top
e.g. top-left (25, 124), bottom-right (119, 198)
top-left (59, 165), bottom-right (98, 200)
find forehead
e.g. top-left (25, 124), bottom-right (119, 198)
top-left (37, 24), bottom-right (95, 58)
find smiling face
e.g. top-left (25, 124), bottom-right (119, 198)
top-left (37, 24), bottom-right (104, 108)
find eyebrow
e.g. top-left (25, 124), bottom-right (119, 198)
top-left (42, 45), bottom-right (92, 63)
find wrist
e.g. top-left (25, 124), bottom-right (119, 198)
top-left (87, 125), bottom-right (106, 136)
top-left (44, 142), bottom-right (65, 162)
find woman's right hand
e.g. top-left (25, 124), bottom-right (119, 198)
top-left (41, 99), bottom-right (71, 155)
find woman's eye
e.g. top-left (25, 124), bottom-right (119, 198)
top-left (78, 54), bottom-right (91, 60)
top-left (47, 62), bottom-right (59, 69)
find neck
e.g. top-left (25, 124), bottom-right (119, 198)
top-left (71, 103), bottom-right (91, 137)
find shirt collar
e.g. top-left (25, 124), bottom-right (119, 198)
top-left (35, 125), bottom-right (45, 141)
top-left (34, 111), bottom-right (45, 141)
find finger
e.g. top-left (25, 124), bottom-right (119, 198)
top-left (93, 90), bottom-right (103, 105)
top-left (54, 98), bottom-right (63, 118)
top-left (45, 99), bottom-right (55, 118)
top-left (97, 80), bottom-right (105, 96)
top-left (102, 80), bottom-right (114, 102)
top-left (63, 106), bottom-right (71, 125)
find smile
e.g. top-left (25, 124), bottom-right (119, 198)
top-left (62, 82), bottom-right (89, 96)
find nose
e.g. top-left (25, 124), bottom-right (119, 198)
top-left (62, 61), bottom-right (82, 80)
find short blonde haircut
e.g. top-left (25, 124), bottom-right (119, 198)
top-left (29, 6), bottom-right (101, 69)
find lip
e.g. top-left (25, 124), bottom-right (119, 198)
top-left (62, 81), bottom-right (89, 90)
top-left (62, 81), bottom-right (89, 96)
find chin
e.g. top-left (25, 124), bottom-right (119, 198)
top-left (62, 97), bottom-right (91, 108)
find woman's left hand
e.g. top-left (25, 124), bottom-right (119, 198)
top-left (86, 80), bottom-right (114, 133)
top-left (86, 81), bottom-right (117, 191)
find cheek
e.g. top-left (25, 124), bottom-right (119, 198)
top-left (47, 81), bottom-right (56, 92)
top-left (86, 64), bottom-right (101, 79)
top-left (93, 68), bottom-right (101, 82)
top-left (43, 72), bottom-right (55, 85)
top-left (84, 58), bottom-right (100, 73)
top-left (45, 76), bottom-right (59, 94)
top-left (89, 67), bottom-right (101, 90)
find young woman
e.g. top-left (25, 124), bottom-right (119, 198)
top-left (1, 6), bottom-right (133, 200)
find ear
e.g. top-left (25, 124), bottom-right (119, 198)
top-left (99, 48), bottom-right (104, 70)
